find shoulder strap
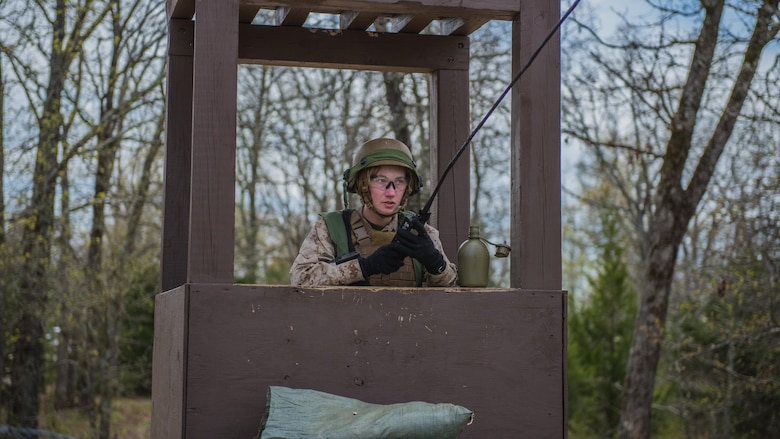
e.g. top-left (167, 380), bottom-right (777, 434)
top-left (319, 210), bottom-right (354, 258)
top-left (321, 209), bottom-right (424, 286)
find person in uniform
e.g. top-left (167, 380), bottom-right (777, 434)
top-left (289, 138), bottom-right (457, 287)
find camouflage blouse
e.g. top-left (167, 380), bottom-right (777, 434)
top-left (289, 210), bottom-right (457, 287)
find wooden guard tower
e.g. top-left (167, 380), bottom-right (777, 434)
top-left (152, 0), bottom-right (565, 438)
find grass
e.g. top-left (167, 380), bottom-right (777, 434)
top-left (37, 397), bottom-right (151, 439)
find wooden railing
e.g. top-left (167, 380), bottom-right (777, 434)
top-left (152, 284), bottom-right (567, 438)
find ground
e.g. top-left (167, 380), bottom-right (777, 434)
top-left (39, 397), bottom-right (151, 439)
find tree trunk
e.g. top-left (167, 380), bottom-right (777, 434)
top-left (618, 1), bottom-right (780, 437)
top-left (374, 18), bottom-right (412, 147)
top-left (382, 71), bottom-right (411, 146)
top-left (0, 51), bottom-right (5, 245)
top-left (54, 155), bottom-right (78, 410)
top-left (619, 202), bottom-right (690, 438)
top-left (54, 329), bottom-right (77, 409)
top-left (8, 0), bottom-right (114, 426)
top-left (10, 13), bottom-right (69, 425)
top-left (0, 48), bottom-right (6, 413)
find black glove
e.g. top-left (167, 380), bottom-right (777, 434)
top-left (394, 217), bottom-right (447, 275)
top-left (358, 242), bottom-right (407, 278)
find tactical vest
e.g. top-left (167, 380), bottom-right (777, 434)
top-left (320, 209), bottom-right (423, 287)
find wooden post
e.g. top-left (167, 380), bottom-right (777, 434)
top-left (430, 68), bottom-right (471, 259)
top-left (188, 0), bottom-right (239, 283)
top-left (161, 21), bottom-right (194, 292)
top-left (511, 0), bottom-right (562, 290)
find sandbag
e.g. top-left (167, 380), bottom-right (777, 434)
top-left (257, 386), bottom-right (473, 439)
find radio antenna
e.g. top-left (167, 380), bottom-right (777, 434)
top-left (412, 0), bottom-right (582, 225)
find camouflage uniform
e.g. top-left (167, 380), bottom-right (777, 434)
top-left (289, 210), bottom-right (457, 287)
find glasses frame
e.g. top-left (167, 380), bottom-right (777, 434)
top-left (369, 174), bottom-right (408, 191)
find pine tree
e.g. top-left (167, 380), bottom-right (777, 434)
top-left (569, 208), bottom-right (637, 438)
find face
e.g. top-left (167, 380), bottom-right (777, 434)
top-left (364, 165), bottom-right (408, 222)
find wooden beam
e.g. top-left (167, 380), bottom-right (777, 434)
top-left (237, 24), bottom-right (469, 73)
top-left (510, 0), bottom-right (561, 290)
top-left (188, 0), bottom-right (239, 283)
top-left (430, 68), bottom-right (470, 259)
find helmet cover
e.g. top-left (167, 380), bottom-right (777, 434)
top-left (344, 138), bottom-right (422, 195)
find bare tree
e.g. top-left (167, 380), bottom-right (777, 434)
top-left (78, 0), bottom-right (165, 436)
top-left (1, 0), bottom-right (114, 427)
top-left (562, 1), bottom-right (780, 437)
top-left (0, 0), bottom-right (164, 433)
top-left (664, 119), bottom-right (780, 435)
top-left (0, 45), bottom-right (6, 416)
top-left (235, 65), bottom-right (400, 282)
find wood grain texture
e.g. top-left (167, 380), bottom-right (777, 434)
top-left (158, 284), bottom-right (566, 438)
top-left (170, 0), bottom-right (523, 21)
top-left (161, 22), bottom-right (193, 292)
top-left (151, 287), bottom-right (188, 439)
top-left (430, 68), bottom-right (471, 258)
top-left (510, 0), bottom-right (562, 290)
top-left (188, 0), bottom-right (239, 283)
top-left (238, 24), bottom-right (469, 73)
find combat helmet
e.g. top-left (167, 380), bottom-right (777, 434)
top-left (343, 138), bottom-right (422, 195)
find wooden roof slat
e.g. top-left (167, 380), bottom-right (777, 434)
top-left (340, 10), bottom-right (380, 30)
top-left (239, 4), bottom-right (262, 23)
top-left (389, 14), bottom-right (434, 34)
top-left (240, 0), bottom-right (520, 19)
top-left (171, 0), bottom-right (520, 24)
top-left (440, 16), bottom-right (489, 36)
top-left (275, 7), bottom-right (310, 26)
top-left (171, 0), bottom-right (514, 34)
top-left (439, 17), bottom-right (464, 36)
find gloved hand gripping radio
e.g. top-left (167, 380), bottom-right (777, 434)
top-left (394, 216), bottom-right (446, 275)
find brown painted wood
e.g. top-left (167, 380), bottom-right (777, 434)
top-left (152, 284), bottom-right (566, 438)
top-left (275, 6), bottom-right (310, 26)
top-left (187, 0), bottom-right (239, 284)
top-left (389, 14), bottom-right (434, 33)
top-left (339, 10), bottom-right (379, 30)
top-left (441, 16), bottom-right (491, 36)
top-left (562, 290), bottom-right (569, 438)
top-left (151, 286), bottom-right (187, 438)
top-left (157, 1), bottom-right (567, 438)
top-left (161, 22), bottom-right (194, 292)
top-left (510, 1), bottom-right (562, 290)
top-left (168, 0), bottom-right (195, 20)
top-left (237, 24), bottom-right (470, 73)
top-left (170, 0), bottom-right (523, 21)
top-left (239, 4), bottom-right (262, 23)
top-left (430, 68), bottom-right (471, 259)
top-left (251, 0), bottom-right (522, 14)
